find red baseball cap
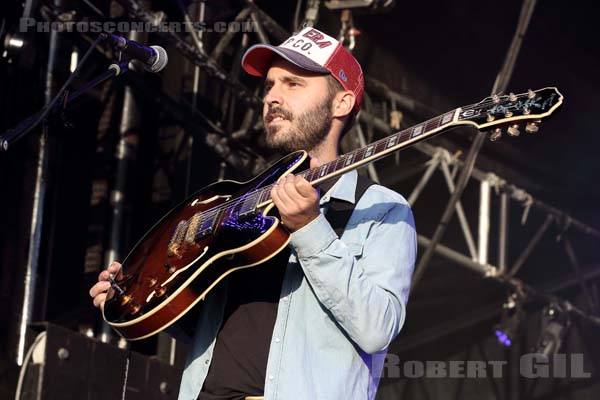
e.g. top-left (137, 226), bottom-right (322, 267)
top-left (241, 27), bottom-right (364, 113)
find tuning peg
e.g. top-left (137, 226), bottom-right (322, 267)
top-left (527, 89), bottom-right (535, 99)
top-left (509, 92), bottom-right (517, 102)
top-left (490, 128), bottom-right (502, 141)
top-left (492, 94), bottom-right (500, 104)
top-left (486, 113), bottom-right (495, 122)
top-left (525, 122), bottom-right (539, 133)
top-left (523, 106), bottom-right (531, 115)
top-left (505, 110), bottom-right (513, 118)
top-left (507, 124), bottom-right (520, 137)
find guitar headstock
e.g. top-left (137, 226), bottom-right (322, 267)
top-left (456, 87), bottom-right (563, 141)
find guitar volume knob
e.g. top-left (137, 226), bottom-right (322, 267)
top-left (146, 277), bottom-right (158, 288)
top-left (130, 303), bottom-right (141, 315)
top-left (156, 287), bottom-right (167, 297)
top-left (120, 295), bottom-right (132, 306)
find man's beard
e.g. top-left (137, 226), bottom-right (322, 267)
top-left (263, 96), bottom-right (333, 153)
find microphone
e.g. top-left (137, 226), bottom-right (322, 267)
top-left (102, 33), bottom-right (168, 73)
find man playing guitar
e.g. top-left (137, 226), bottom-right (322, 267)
top-left (90, 27), bottom-right (417, 400)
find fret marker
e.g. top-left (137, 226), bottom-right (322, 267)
top-left (320, 167), bottom-right (327, 177)
top-left (364, 146), bottom-right (374, 158)
top-left (442, 113), bottom-right (452, 124)
top-left (411, 125), bottom-right (423, 138)
top-left (345, 154), bottom-right (354, 166)
top-left (387, 136), bottom-right (397, 148)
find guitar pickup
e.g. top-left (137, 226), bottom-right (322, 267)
top-left (194, 209), bottom-right (221, 241)
top-left (238, 208), bottom-right (257, 222)
top-left (237, 195), bottom-right (258, 222)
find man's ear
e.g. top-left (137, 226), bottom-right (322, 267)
top-left (332, 91), bottom-right (356, 118)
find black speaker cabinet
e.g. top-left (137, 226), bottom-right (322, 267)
top-left (19, 323), bottom-right (184, 400)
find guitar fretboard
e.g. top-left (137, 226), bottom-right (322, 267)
top-left (253, 109), bottom-right (458, 205)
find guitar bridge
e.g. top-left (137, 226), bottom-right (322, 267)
top-left (167, 220), bottom-right (188, 257)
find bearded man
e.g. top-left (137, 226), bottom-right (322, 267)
top-left (90, 27), bottom-right (416, 400)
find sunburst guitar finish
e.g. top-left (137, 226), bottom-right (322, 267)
top-left (103, 151), bottom-right (307, 340)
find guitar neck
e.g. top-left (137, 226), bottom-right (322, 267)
top-left (254, 108), bottom-right (460, 207)
top-left (302, 109), bottom-right (461, 185)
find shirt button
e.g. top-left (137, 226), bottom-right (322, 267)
top-left (274, 337), bottom-right (280, 343)
top-left (268, 375), bottom-right (274, 380)
top-left (282, 296), bottom-right (289, 302)
top-left (204, 360), bottom-right (209, 365)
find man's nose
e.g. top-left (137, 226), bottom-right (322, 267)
top-left (264, 85), bottom-right (283, 106)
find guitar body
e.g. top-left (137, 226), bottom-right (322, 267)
top-left (103, 150), bottom-right (308, 340)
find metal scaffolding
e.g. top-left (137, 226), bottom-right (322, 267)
top-left (109, 0), bottom-right (600, 322)
top-left (9, 0), bottom-right (599, 398)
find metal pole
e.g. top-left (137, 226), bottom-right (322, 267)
top-left (563, 236), bottom-right (597, 313)
top-left (100, 29), bottom-right (146, 343)
top-left (479, 178), bottom-right (491, 265)
top-left (417, 234), bottom-right (495, 276)
top-left (16, 0), bottom-right (70, 365)
top-left (411, 0), bottom-right (538, 289)
top-left (407, 151), bottom-right (441, 205)
top-left (508, 214), bottom-right (553, 277)
top-left (498, 191), bottom-right (509, 274)
top-left (439, 155), bottom-right (478, 260)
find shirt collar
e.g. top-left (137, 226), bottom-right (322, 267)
top-left (320, 170), bottom-right (357, 205)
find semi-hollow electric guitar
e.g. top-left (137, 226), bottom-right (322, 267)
top-left (103, 87), bottom-right (563, 340)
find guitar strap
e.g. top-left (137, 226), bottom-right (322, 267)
top-left (324, 174), bottom-right (375, 237)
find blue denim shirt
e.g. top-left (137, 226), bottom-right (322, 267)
top-left (178, 170), bottom-right (416, 400)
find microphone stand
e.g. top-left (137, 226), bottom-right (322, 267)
top-left (5, 32), bottom-right (129, 366)
top-left (0, 33), bottom-right (129, 151)
top-left (0, 60), bottom-right (129, 151)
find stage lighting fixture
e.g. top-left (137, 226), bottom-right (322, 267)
top-left (2, 32), bottom-right (25, 61)
top-left (535, 302), bottom-right (570, 357)
top-left (494, 292), bottom-right (524, 347)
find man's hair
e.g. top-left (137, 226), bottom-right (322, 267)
top-left (325, 74), bottom-right (355, 138)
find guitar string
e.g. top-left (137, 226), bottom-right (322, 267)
top-left (192, 96), bottom-right (549, 225)
top-left (185, 92), bottom-right (555, 230)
